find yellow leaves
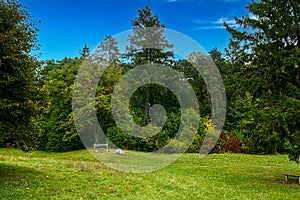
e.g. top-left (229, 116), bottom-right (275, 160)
top-left (13, 102), bottom-right (20, 107)
top-left (204, 118), bottom-right (212, 131)
top-left (68, 84), bottom-right (74, 90)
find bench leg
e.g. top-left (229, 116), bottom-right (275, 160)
top-left (285, 175), bottom-right (288, 182)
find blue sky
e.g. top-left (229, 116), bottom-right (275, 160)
top-left (22, 0), bottom-right (250, 61)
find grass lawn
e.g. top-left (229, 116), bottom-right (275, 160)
top-left (0, 148), bottom-right (299, 199)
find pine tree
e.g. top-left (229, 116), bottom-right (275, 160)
top-left (93, 36), bottom-right (120, 65)
top-left (126, 5), bottom-right (174, 66)
top-left (79, 44), bottom-right (90, 58)
top-left (126, 6), bottom-right (174, 118)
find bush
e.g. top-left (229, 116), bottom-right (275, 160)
top-left (222, 137), bottom-right (241, 153)
top-left (213, 132), bottom-right (242, 153)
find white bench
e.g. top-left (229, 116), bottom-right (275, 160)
top-left (283, 173), bottom-right (300, 184)
top-left (94, 143), bottom-right (108, 152)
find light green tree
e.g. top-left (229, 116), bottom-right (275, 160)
top-left (39, 58), bottom-right (84, 152)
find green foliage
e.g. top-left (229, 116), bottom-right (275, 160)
top-left (78, 44), bottom-right (90, 58)
top-left (126, 6), bottom-right (175, 125)
top-left (95, 64), bottom-right (123, 136)
top-left (106, 113), bottom-right (177, 152)
top-left (126, 5), bottom-right (174, 66)
top-left (105, 108), bottom-right (210, 153)
top-left (0, 0), bottom-right (296, 165)
top-left (174, 60), bottom-right (206, 115)
top-left (0, 0), bottom-right (40, 151)
top-left (38, 58), bottom-right (84, 152)
top-left (225, 0), bottom-right (300, 162)
top-left (34, 6), bottom-right (223, 154)
top-left (94, 35), bottom-right (120, 64)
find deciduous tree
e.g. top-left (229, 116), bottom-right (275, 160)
top-left (0, 0), bottom-right (40, 150)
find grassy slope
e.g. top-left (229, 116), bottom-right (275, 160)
top-left (0, 148), bottom-right (299, 200)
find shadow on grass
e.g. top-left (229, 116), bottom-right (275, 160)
top-left (0, 163), bottom-right (41, 187)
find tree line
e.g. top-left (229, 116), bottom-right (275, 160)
top-left (0, 0), bottom-right (299, 163)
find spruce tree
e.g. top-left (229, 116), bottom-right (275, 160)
top-left (225, 0), bottom-right (299, 162)
top-left (126, 6), bottom-right (174, 118)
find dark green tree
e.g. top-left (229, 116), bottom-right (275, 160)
top-left (0, 0), bottom-right (40, 151)
top-left (225, 0), bottom-right (299, 162)
top-left (173, 56), bottom-right (210, 116)
top-left (126, 5), bottom-right (174, 66)
top-left (79, 44), bottom-right (90, 58)
top-left (126, 6), bottom-right (174, 118)
top-left (209, 48), bottom-right (229, 77)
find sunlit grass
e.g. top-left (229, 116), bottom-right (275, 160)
top-left (0, 148), bottom-right (299, 199)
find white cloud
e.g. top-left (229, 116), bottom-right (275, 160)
top-left (193, 17), bottom-right (237, 30)
top-left (193, 26), bottom-right (226, 30)
top-left (214, 17), bottom-right (236, 25)
top-left (249, 13), bottom-right (259, 20)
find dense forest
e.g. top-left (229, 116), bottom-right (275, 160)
top-left (0, 0), bottom-right (299, 163)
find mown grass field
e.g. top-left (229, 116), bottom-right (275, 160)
top-left (0, 148), bottom-right (299, 199)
